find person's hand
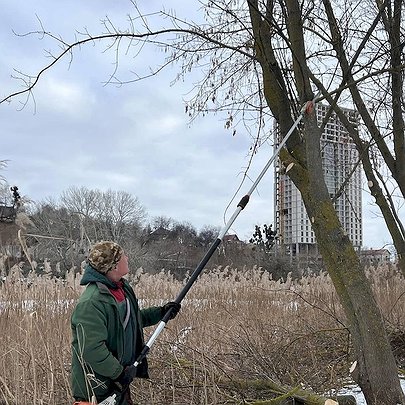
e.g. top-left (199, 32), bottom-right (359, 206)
top-left (114, 365), bottom-right (137, 390)
top-left (161, 301), bottom-right (181, 320)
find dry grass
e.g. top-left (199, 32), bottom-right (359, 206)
top-left (0, 263), bottom-right (404, 404)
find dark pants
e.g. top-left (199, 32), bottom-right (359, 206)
top-left (114, 387), bottom-right (134, 405)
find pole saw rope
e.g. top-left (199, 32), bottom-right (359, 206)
top-left (226, 92), bottom-right (321, 230)
top-left (133, 93), bottom-right (321, 373)
top-left (235, 92), bottom-right (320, 212)
top-left (101, 94), bottom-right (321, 405)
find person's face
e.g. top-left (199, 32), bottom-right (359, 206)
top-left (115, 254), bottom-right (129, 278)
top-left (107, 253), bottom-right (129, 282)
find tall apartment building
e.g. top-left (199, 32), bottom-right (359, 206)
top-left (274, 104), bottom-right (362, 257)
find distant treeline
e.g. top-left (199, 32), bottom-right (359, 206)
top-left (3, 186), bottom-right (299, 280)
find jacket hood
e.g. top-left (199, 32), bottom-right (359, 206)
top-left (80, 264), bottom-right (118, 289)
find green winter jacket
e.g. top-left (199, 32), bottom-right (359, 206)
top-left (71, 265), bottom-right (162, 403)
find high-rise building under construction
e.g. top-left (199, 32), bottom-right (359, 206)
top-left (274, 104), bottom-right (362, 257)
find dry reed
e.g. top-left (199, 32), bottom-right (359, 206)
top-left (0, 263), bottom-right (404, 404)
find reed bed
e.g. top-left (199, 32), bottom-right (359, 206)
top-left (0, 264), bottom-right (404, 404)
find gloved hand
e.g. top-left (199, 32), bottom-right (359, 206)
top-left (161, 301), bottom-right (181, 320)
top-left (114, 365), bottom-right (137, 390)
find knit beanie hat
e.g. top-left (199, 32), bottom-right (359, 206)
top-left (88, 241), bottom-right (123, 274)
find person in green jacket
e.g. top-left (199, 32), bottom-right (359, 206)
top-left (71, 241), bottom-right (181, 405)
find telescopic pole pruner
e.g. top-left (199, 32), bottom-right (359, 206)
top-left (134, 96), bottom-right (318, 368)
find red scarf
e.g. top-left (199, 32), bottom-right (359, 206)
top-left (109, 280), bottom-right (125, 302)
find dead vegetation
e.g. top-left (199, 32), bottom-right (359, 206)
top-left (0, 263), bottom-right (404, 404)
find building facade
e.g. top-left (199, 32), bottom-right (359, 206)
top-left (274, 104), bottom-right (362, 257)
top-left (360, 249), bottom-right (391, 267)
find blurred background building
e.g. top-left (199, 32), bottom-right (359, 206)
top-left (274, 104), bottom-right (362, 259)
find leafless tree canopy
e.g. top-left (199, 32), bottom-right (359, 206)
top-left (2, 1), bottom-right (403, 229)
top-left (2, 1), bottom-right (405, 403)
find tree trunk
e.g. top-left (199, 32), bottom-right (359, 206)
top-left (321, 0), bottom-right (405, 277)
top-left (223, 378), bottom-right (356, 404)
top-left (247, 0), bottom-right (405, 402)
top-left (294, 113), bottom-right (405, 404)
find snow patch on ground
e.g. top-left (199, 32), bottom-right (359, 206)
top-left (336, 379), bottom-right (405, 404)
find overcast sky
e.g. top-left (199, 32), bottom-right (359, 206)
top-left (0, 0), bottom-right (397, 249)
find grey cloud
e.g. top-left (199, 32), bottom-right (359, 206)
top-left (0, 0), bottom-right (393, 246)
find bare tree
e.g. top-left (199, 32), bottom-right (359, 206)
top-left (150, 215), bottom-right (174, 231)
top-left (1, 1), bottom-right (405, 402)
top-left (96, 189), bottom-right (146, 242)
top-left (61, 186), bottom-right (146, 244)
top-left (197, 225), bottom-right (221, 247)
top-left (61, 186), bottom-right (100, 219)
top-left (246, 1), bottom-right (404, 402)
top-left (28, 199), bottom-right (79, 270)
top-left (312, 0), bottom-right (405, 274)
top-left (29, 187), bottom-right (146, 269)
top-left (60, 186), bottom-right (101, 249)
